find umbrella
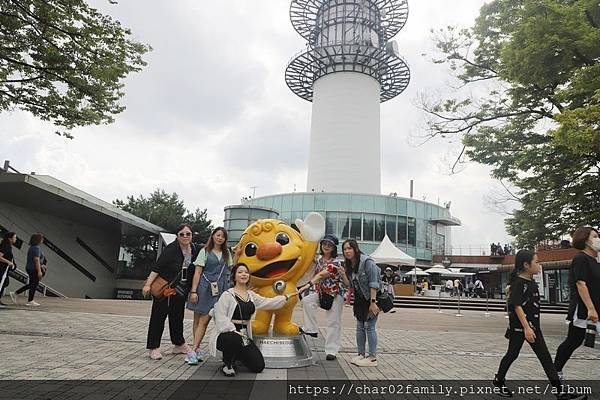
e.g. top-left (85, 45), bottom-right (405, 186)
top-left (425, 266), bottom-right (452, 275)
top-left (406, 267), bottom-right (430, 276)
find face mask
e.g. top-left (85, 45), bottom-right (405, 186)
top-left (589, 237), bottom-right (600, 252)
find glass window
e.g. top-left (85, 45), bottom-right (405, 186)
top-left (385, 215), bottom-right (396, 242)
top-left (351, 195), bottom-right (363, 212)
top-left (426, 223), bottom-right (433, 249)
top-left (397, 216), bottom-right (407, 244)
top-left (326, 195), bottom-right (339, 210)
top-left (417, 219), bottom-right (426, 249)
top-left (362, 195), bottom-right (375, 212)
top-left (325, 212), bottom-right (337, 235)
top-left (407, 201), bottom-right (416, 217)
top-left (350, 213), bottom-right (362, 239)
top-left (315, 194), bottom-right (326, 210)
top-left (407, 217), bottom-right (416, 246)
top-left (417, 202), bottom-right (425, 219)
top-left (397, 199), bottom-right (407, 215)
top-left (292, 194), bottom-right (303, 211)
top-left (363, 214), bottom-right (374, 241)
top-left (386, 197), bottom-right (396, 214)
top-left (339, 194), bottom-right (351, 210)
top-left (282, 195), bottom-right (292, 212)
top-left (374, 196), bottom-right (386, 213)
top-left (272, 196), bottom-right (282, 212)
top-left (303, 194), bottom-right (314, 211)
top-left (374, 214), bottom-right (385, 241)
top-left (338, 212), bottom-right (350, 239)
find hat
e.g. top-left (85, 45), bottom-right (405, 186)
top-left (385, 267), bottom-right (392, 272)
top-left (320, 234), bottom-right (339, 246)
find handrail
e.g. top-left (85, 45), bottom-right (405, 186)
top-left (9, 268), bottom-right (68, 298)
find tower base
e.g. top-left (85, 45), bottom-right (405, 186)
top-left (253, 335), bottom-right (313, 369)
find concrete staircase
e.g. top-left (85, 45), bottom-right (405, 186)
top-left (391, 295), bottom-right (568, 314)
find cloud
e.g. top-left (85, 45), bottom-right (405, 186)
top-left (1, 0), bottom-right (514, 250)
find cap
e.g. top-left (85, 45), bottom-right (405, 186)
top-left (320, 234), bottom-right (339, 246)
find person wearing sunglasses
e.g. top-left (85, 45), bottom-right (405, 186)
top-left (143, 224), bottom-right (200, 362)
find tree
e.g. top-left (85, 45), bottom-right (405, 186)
top-left (114, 189), bottom-right (213, 244)
top-left (0, 0), bottom-right (151, 138)
top-left (114, 189), bottom-right (213, 271)
top-left (422, 0), bottom-right (600, 247)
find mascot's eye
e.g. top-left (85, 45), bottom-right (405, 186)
top-left (245, 243), bottom-right (258, 257)
top-left (276, 233), bottom-right (290, 246)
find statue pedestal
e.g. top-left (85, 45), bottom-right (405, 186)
top-left (253, 335), bottom-right (313, 368)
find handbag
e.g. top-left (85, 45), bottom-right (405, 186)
top-left (376, 289), bottom-right (394, 313)
top-left (318, 290), bottom-right (335, 310)
top-left (150, 276), bottom-right (171, 300)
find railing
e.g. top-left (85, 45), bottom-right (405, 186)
top-left (8, 268), bottom-right (67, 298)
top-left (446, 245), bottom-right (516, 256)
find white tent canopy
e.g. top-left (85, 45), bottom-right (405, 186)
top-left (426, 265), bottom-right (474, 277)
top-left (405, 267), bottom-right (429, 276)
top-left (425, 265), bottom-right (452, 275)
top-left (370, 234), bottom-right (416, 266)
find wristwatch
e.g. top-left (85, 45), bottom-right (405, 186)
top-left (371, 299), bottom-right (376, 303)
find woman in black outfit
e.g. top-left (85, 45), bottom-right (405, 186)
top-left (142, 224), bottom-right (200, 361)
top-left (493, 250), bottom-right (585, 400)
top-left (0, 232), bottom-right (17, 306)
top-left (554, 227), bottom-right (600, 381)
top-left (209, 263), bottom-right (295, 377)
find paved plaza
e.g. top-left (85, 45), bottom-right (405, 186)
top-left (0, 296), bottom-right (598, 399)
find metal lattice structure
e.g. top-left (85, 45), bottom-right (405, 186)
top-left (286, 0), bottom-right (410, 102)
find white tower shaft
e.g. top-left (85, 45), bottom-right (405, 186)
top-left (307, 72), bottom-right (381, 194)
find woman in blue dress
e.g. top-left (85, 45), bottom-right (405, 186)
top-left (187, 227), bottom-right (239, 364)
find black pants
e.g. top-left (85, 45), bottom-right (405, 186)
top-left (217, 331), bottom-right (265, 373)
top-left (497, 328), bottom-right (561, 390)
top-left (0, 266), bottom-right (9, 298)
top-left (15, 270), bottom-right (39, 302)
top-left (146, 295), bottom-right (186, 349)
top-left (554, 323), bottom-right (586, 372)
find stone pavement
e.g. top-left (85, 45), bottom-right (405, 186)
top-left (0, 296), bottom-right (598, 399)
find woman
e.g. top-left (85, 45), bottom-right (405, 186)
top-left (381, 267), bottom-right (395, 298)
top-left (13, 233), bottom-right (45, 306)
top-left (209, 263), bottom-right (296, 377)
top-left (554, 227), bottom-right (600, 382)
top-left (342, 239), bottom-right (381, 367)
top-left (0, 232), bottom-right (17, 306)
top-left (187, 227), bottom-right (238, 363)
top-left (142, 224), bottom-right (199, 362)
top-left (298, 234), bottom-right (349, 360)
top-left (493, 250), bottom-right (583, 400)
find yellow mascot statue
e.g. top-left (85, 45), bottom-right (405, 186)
top-left (236, 212), bottom-right (325, 336)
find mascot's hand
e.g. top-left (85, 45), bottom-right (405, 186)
top-left (295, 212), bottom-right (325, 242)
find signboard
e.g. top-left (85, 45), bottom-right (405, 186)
top-left (533, 265), bottom-right (545, 300)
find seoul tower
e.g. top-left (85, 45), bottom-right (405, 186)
top-left (286, 0), bottom-right (410, 194)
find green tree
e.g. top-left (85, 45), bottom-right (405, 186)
top-left (422, 0), bottom-right (600, 247)
top-left (114, 189), bottom-right (213, 272)
top-left (0, 0), bottom-right (151, 138)
top-left (114, 189), bottom-right (213, 245)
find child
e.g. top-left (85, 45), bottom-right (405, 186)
top-left (493, 250), bottom-right (586, 400)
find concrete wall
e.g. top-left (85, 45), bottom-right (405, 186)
top-left (0, 200), bottom-right (120, 298)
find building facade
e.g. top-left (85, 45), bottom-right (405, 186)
top-left (245, 192), bottom-right (459, 263)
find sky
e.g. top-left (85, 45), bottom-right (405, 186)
top-left (0, 0), bottom-right (515, 253)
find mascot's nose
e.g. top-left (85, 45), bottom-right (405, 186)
top-left (256, 242), bottom-right (282, 261)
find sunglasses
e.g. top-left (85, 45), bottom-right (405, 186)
top-left (178, 232), bottom-right (192, 237)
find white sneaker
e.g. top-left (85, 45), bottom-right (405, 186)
top-left (221, 365), bottom-right (235, 377)
top-left (9, 291), bottom-right (17, 304)
top-left (25, 301), bottom-right (40, 307)
top-left (354, 356), bottom-right (378, 367)
top-left (350, 355), bottom-right (365, 365)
